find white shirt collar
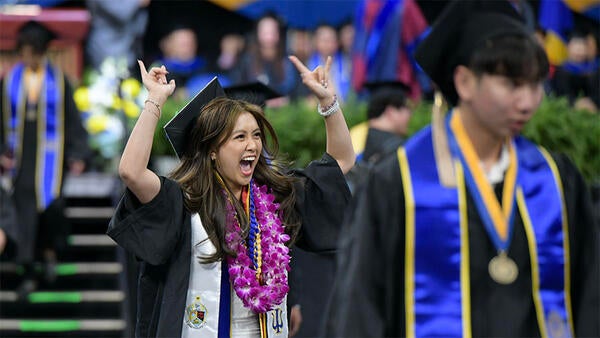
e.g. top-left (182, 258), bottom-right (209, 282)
top-left (484, 145), bottom-right (510, 185)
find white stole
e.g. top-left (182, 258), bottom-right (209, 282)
top-left (181, 214), bottom-right (288, 338)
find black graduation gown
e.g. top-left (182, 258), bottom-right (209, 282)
top-left (362, 128), bottom-right (405, 164)
top-left (291, 128), bottom-right (406, 337)
top-left (326, 152), bottom-right (599, 337)
top-left (107, 153), bottom-right (351, 338)
top-left (0, 76), bottom-right (89, 262)
top-left (551, 66), bottom-right (600, 108)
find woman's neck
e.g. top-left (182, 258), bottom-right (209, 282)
top-left (260, 46), bottom-right (277, 60)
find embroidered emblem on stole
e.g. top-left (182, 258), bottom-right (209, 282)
top-left (185, 296), bottom-right (208, 329)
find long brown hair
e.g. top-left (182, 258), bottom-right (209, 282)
top-left (169, 97), bottom-right (300, 263)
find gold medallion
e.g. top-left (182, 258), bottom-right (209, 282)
top-left (488, 252), bottom-right (518, 284)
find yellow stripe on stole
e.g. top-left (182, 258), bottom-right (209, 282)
top-left (259, 312), bottom-right (267, 338)
top-left (35, 89), bottom-right (46, 210)
top-left (398, 147), bottom-right (415, 338)
top-left (455, 161), bottom-right (472, 338)
top-left (538, 147), bottom-right (574, 337)
top-left (517, 187), bottom-right (547, 337)
top-left (449, 110), bottom-right (517, 242)
top-left (54, 73), bottom-right (65, 198)
top-left (350, 121), bottom-right (369, 156)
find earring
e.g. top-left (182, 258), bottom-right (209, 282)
top-left (210, 153), bottom-right (216, 160)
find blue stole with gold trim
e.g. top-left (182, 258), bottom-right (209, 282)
top-left (4, 62), bottom-right (64, 210)
top-left (399, 113), bottom-right (573, 337)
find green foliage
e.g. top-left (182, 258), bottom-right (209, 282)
top-left (522, 97), bottom-right (599, 183)
top-left (265, 96), bottom-right (366, 167)
top-left (152, 96), bottom-right (599, 182)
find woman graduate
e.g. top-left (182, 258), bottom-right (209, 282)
top-left (107, 54), bottom-right (354, 338)
top-left (326, 1), bottom-right (599, 337)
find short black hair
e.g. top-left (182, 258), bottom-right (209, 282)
top-left (468, 34), bottom-right (549, 86)
top-left (367, 88), bottom-right (407, 120)
top-left (16, 21), bottom-right (56, 55)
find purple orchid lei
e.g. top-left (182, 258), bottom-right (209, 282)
top-left (224, 182), bottom-right (291, 313)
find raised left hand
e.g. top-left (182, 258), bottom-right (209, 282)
top-left (289, 55), bottom-right (335, 105)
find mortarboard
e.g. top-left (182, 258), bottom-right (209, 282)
top-left (164, 77), bottom-right (225, 158)
top-left (414, 0), bottom-right (528, 106)
top-left (16, 20), bottom-right (57, 52)
top-left (224, 82), bottom-right (282, 107)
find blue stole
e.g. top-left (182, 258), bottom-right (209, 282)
top-left (398, 115), bottom-right (573, 337)
top-left (160, 56), bottom-right (206, 76)
top-left (3, 62), bottom-right (64, 210)
top-left (218, 262), bottom-right (231, 338)
top-left (562, 58), bottom-right (599, 75)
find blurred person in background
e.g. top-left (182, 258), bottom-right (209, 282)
top-left (551, 28), bottom-right (599, 113)
top-left (308, 24), bottom-right (352, 102)
top-left (233, 13), bottom-right (298, 106)
top-left (86, 0), bottom-right (150, 72)
top-left (345, 81), bottom-right (412, 194)
top-left (288, 28), bottom-right (313, 100)
top-left (0, 21), bottom-right (89, 298)
top-left (350, 81), bottom-right (412, 163)
top-left (153, 23), bottom-right (208, 100)
top-left (338, 20), bottom-right (355, 95)
top-left (214, 34), bottom-right (246, 82)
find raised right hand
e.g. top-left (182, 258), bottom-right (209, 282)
top-left (137, 60), bottom-right (176, 107)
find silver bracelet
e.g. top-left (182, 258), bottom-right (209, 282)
top-left (317, 96), bottom-right (339, 117)
top-left (144, 99), bottom-right (161, 115)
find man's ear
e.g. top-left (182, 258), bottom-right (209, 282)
top-left (454, 65), bottom-right (476, 102)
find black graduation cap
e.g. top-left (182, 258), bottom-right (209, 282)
top-left (16, 20), bottom-right (57, 53)
top-left (164, 77), bottom-right (225, 158)
top-left (414, 0), bottom-right (528, 106)
top-left (223, 82), bottom-right (282, 107)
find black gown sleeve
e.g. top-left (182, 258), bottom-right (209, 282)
top-left (553, 153), bottom-right (600, 336)
top-left (291, 152), bottom-right (351, 252)
top-left (107, 177), bottom-right (187, 266)
top-left (325, 154), bottom-right (406, 337)
top-left (63, 77), bottom-right (91, 163)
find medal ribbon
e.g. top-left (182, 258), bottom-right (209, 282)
top-left (241, 182), bottom-right (267, 338)
top-left (447, 109), bottom-right (518, 251)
